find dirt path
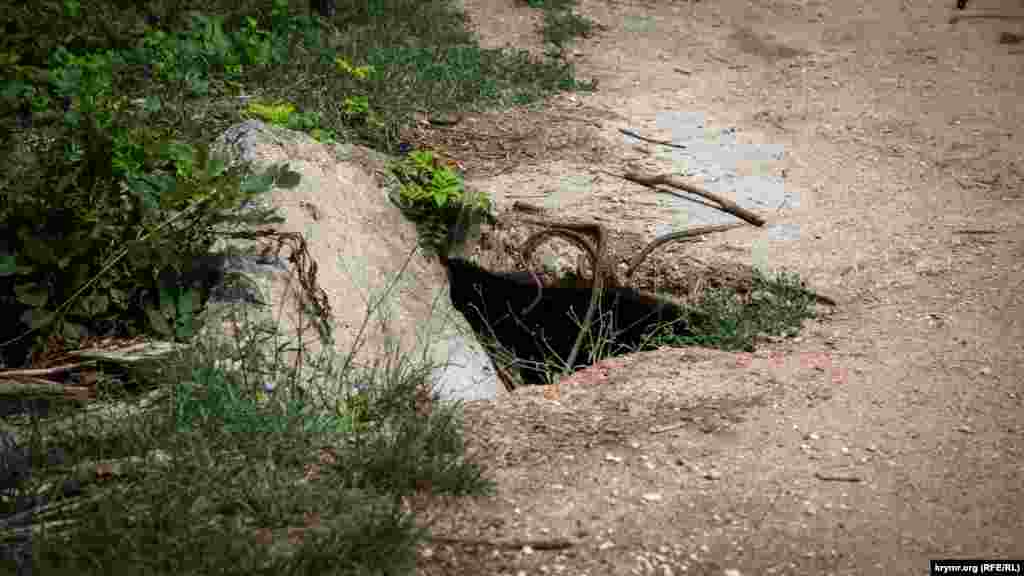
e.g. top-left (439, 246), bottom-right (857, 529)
top-left (415, 1), bottom-right (1024, 574)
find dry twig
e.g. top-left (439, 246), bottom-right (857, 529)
top-left (619, 128), bottom-right (688, 150)
top-left (621, 171), bottom-right (767, 226)
top-left (427, 535), bottom-right (575, 550)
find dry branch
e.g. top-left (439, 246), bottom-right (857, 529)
top-left (814, 471), bottom-right (863, 483)
top-left (0, 376), bottom-right (92, 400)
top-left (950, 11), bottom-right (1024, 24)
top-left (625, 223), bottom-right (747, 279)
top-left (427, 535), bottom-right (575, 550)
top-left (0, 361), bottom-right (94, 378)
top-left (619, 128), bottom-right (688, 150)
top-left (519, 220), bottom-right (607, 385)
top-left (622, 171), bottom-right (767, 226)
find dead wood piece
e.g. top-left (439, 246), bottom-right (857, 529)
top-left (999, 32), bottom-right (1024, 45)
top-left (0, 361), bottom-right (94, 378)
top-left (955, 229), bottom-right (998, 235)
top-left (950, 11), bottom-right (1024, 24)
top-left (512, 201), bottom-right (546, 214)
top-left (814, 471), bottom-right (862, 483)
top-left (427, 535), bottom-right (575, 550)
top-left (0, 376), bottom-right (92, 400)
top-left (619, 128), bottom-right (688, 150)
top-left (622, 171), bottom-right (767, 226)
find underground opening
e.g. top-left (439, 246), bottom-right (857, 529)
top-left (442, 255), bottom-right (697, 388)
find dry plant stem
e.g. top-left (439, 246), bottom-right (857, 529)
top-left (520, 229), bottom-right (601, 284)
top-left (950, 12), bottom-right (1024, 24)
top-left (494, 360), bottom-right (522, 393)
top-left (624, 223), bottom-right (748, 279)
top-left (427, 535), bottom-right (574, 550)
top-left (0, 377), bottom-right (92, 399)
top-left (622, 171), bottom-right (768, 226)
top-left (626, 224), bottom-right (839, 306)
top-left (814, 471), bottom-right (863, 483)
top-left (0, 361), bottom-right (93, 378)
top-left (520, 219), bottom-right (607, 384)
top-left (619, 128), bottom-right (688, 150)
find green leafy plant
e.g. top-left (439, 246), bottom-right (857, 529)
top-left (147, 281), bottom-right (200, 342)
top-left (389, 149), bottom-right (493, 255)
top-left (247, 101), bottom-right (296, 125)
top-left (246, 101), bottom-right (336, 142)
top-left (335, 57), bottom-right (376, 80)
top-left (0, 110), bottom-right (294, 365)
top-left (237, 15), bottom-right (273, 67)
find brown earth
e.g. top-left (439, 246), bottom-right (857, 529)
top-left (409, 1), bottom-right (1024, 574)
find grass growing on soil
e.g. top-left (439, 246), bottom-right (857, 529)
top-left (6, 303), bottom-right (490, 575)
top-left (520, 0), bottom-right (600, 53)
top-left (0, 0), bottom-right (820, 572)
top-left (0, 0), bottom-right (592, 573)
top-left (652, 270), bottom-right (820, 352)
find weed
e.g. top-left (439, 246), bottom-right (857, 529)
top-left (0, 0), bottom-right (564, 571)
top-left (651, 270), bottom-right (819, 352)
top-left (519, 0), bottom-right (599, 52)
top-left (389, 149), bottom-right (494, 255)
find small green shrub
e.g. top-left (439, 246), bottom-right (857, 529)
top-left (388, 149), bottom-right (493, 255)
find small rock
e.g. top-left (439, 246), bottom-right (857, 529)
top-left (605, 454), bottom-right (624, 463)
top-left (642, 493), bottom-right (663, 502)
top-left (724, 570), bottom-right (743, 576)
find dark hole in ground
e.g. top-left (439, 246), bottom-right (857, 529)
top-left (443, 257), bottom-right (698, 385)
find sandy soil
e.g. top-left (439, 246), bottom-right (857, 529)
top-left (410, 1), bottom-right (1024, 574)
